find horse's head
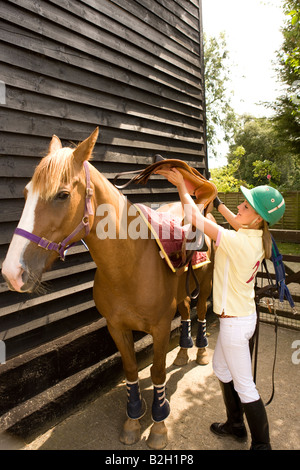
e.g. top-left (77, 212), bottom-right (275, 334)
top-left (1, 128), bottom-right (99, 293)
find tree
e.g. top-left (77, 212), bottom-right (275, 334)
top-left (210, 157), bottom-right (247, 193)
top-left (204, 32), bottom-right (238, 159)
top-left (226, 115), bottom-right (299, 189)
top-left (207, 4), bottom-right (300, 191)
top-left (272, 0), bottom-right (300, 155)
top-left (252, 160), bottom-right (281, 187)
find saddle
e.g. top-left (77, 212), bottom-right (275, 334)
top-left (113, 155), bottom-right (217, 210)
top-left (113, 156), bottom-right (217, 299)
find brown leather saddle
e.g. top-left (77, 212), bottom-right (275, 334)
top-left (113, 155), bottom-right (217, 210)
top-left (113, 156), bottom-right (217, 299)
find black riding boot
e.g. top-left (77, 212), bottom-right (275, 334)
top-left (243, 398), bottom-right (272, 450)
top-left (210, 380), bottom-right (247, 441)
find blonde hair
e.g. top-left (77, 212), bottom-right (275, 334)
top-left (259, 219), bottom-right (272, 259)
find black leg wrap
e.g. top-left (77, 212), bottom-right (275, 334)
top-left (126, 380), bottom-right (146, 420)
top-left (196, 319), bottom-right (208, 348)
top-left (179, 320), bottom-right (194, 348)
top-left (152, 382), bottom-right (170, 423)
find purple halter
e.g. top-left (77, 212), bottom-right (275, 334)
top-left (14, 161), bottom-right (93, 261)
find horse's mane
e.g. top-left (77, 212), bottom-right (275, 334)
top-left (31, 147), bottom-right (76, 200)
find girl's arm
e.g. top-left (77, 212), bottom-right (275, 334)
top-left (156, 168), bottom-right (220, 242)
top-left (217, 203), bottom-right (242, 231)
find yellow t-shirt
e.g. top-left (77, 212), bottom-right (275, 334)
top-left (213, 228), bottom-right (264, 317)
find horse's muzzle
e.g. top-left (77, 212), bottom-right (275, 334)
top-left (1, 264), bottom-right (38, 293)
top-left (20, 270), bottom-right (39, 293)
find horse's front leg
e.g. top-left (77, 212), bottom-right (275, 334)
top-left (147, 324), bottom-right (172, 450)
top-left (107, 324), bottom-right (145, 445)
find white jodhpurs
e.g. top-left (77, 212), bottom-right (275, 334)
top-left (212, 314), bottom-right (260, 404)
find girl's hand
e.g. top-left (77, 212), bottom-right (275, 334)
top-left (155, 167), bottom-right (185, 187)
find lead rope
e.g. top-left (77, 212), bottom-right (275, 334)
top-left (262, 259), bottom-right (279, 406)
top-left (265, 298), bottom-right (278, 406)
top-left (254, 260), bottom-right (278, 406)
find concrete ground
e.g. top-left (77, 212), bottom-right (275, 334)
top-left (1, 319), bottom-right (299, 451)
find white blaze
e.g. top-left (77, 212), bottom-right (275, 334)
top-left (2, 182), bottom-right (39, 291)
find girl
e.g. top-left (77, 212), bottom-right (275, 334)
top-left (157, 167), bottom-right (285, 450)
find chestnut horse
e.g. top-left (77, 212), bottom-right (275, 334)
top-left (1, 128), bottom-right (213, 449)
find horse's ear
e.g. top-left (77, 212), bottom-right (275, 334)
top-left (73, 127), bottom-right (99, 164)
top-left (48, 135), bottom-right (62, 154)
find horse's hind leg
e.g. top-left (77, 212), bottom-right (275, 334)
top-left (173, 298), bottom-right (193, 366)
top-left (106, 324), bottom-right (145, 445)
top-left (195, 284), bottom-right (210, 366)
top-left (195, 236), bottom-right (214, 365)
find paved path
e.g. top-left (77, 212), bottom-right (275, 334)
top-left (1, 320), bottom-right (299, 451)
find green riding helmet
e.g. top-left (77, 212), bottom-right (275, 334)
top-left (240, 185), bottom-right (285, 226)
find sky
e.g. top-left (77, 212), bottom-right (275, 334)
top-left (201, 0), bottom-right (285, 166)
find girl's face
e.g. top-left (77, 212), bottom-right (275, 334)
top-left (236, 200), bottom-right (262, 227)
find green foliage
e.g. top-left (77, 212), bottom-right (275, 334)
top-left (204, 33), bottom-right (238, 158)
top-left (210, 157), bottom-right (247, 193)
top-left (205, 4), bottom-right (300, 192)
top-left (283, 2), bottom-right (300, 80)
top-left (276, 242), bottom-right (300, 256)
top-left (272, 0), bottom-right (300, 155)
top-left (226, 116), bottom-right (300, 190)
top-left (252, 160), bottom-right (281, 186)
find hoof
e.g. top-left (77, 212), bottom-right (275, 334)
top-left (119, 417), bottom-right (141, 445)
top-left (147, 421), bottom-right (168, 450)
top-left (173, 348), bottom-right (189, 366)
top-left (196, 347), bottom-right (209, 365)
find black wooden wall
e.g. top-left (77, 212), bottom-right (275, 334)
top-left (0, 0), bottom-right (207, 359)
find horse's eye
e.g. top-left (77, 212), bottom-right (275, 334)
top-left (55, 191), bottom-right (70, 201)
